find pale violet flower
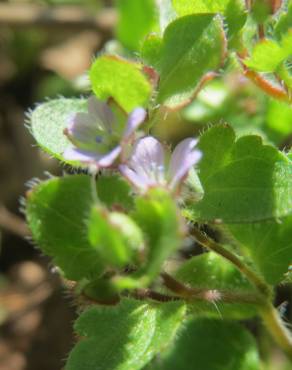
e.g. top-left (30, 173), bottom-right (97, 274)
top-left (63, 96), bottom-right (147, 168)
top-left (119, 136), bottom-right (202, 192)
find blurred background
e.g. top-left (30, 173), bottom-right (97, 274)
top-left (0, 0), bottom-right (291, 369)
top-left (0, 1), bottom-right (114, 369)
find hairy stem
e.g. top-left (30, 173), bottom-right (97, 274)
top-left (191, 226), bottom-right (292, 361)
top-left (190, 227), bottom-right (271, 297)
top-left (260, 303), bottom-right (292, 362)
top-left (161, 272), bottom-right (264, 305)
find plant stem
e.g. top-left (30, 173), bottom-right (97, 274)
top-left (190, 227), bottom-right (271, 297)
top-left (260, 302), bottom-right (292, 362)
top-left (161, 272), bottom-right (264, 305)
top-left (191, 226), bottom-right (292, 362)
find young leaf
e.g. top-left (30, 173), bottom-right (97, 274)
top-left (172, 0), bottom-right (247, 38)
top-left (116, 0), bottom-right (158, 51)
top-left (65, 299), bottom-right (186, 370)
top-left (153, 318), bottom-right (259, 370)
top-left (133, 189), bottom-right (184, 281)
top-left (186, 124), bottom-right (292, 223)
top-left (155, 14), bottom-right (227, 108)
top-left (90, 55), bottom-right (152, 113)
top-left (229, 216), bottom-right (292, 284)
top-left (175, 252), bottom-right (258, 319)
top-left (244, 39), bottom-right (285, 72)
top-left (88, 207), bottom-right (143, 268)
top-left (245, 34), bottom-right (292, 73)
top-left (26, 175), bottom-right (104, 280)
top-left (30, 98), bottom-right (86, 161)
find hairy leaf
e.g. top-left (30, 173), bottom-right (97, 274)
top-left (186, 125), bottom-right (292, 222)
top-left (90, 55), bottom-right (152, 112)
top-left (155, 14), bottom-right (226, 108)
top-left (229, 216), bottom-right (292, 284)
top-left (66, 299), bottom-right (186, 370)
top-left (172, 0), bottom-right (247, 37)
top-left (26, 175), bottom-right (104, 280)
top-left (30, 98), bottom-right (86, 161)
top-left (153, 318), bottom-right (259, 370)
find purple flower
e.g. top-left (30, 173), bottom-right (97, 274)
top-left (63, 96), bottom-right (147, 168)
top-left (119, 136), bottom-right (202, 193)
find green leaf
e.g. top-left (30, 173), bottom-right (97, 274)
top-left (97, 173), bottom-right (134, 210)
top-left (244, 39), bottom-right (285, 72)
top-left (90, 55), bottom-right (152, 113)
top-left (133, 189), bottom-right (183, 281)
top-left (175, 252), bottom-right (258, 319)
top-left (186, 124), bottom-right (292, 223)
top-left (30, 98), bottom-right (86, 160)
top-left (154, 318), bottom-right (260, 370)
top-left (245, 33), bottom-right (292, 73)
top-left (26, 175), bottom-right (104, 280)
top-left (141, 33), bottom-right (163, 69)
top-left (155, 14), bottom-right (226, 108)
top-left (229, 216), bottom-right (292, 284)
top-left (65, 299), bottom-right (186, 370)
top-left (88, 207), bottom-right (143, 268)
top-left (172, 0), bottom-right (247, 38)
top-left (116, 0), bottom-right (157, 51)
top-left (266, 99), bottom-right (292, 143)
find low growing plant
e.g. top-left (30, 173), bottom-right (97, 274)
top-left (25, 0), bottom-right (292, 369)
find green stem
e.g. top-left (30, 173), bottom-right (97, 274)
top-left (260, 303), bottom-right (292, 362)
top-left (191, 227), bottom-right (271, 297)
top-left (161, 272), bottom-right (264, 305)
top-left (191, 226), bottom-right (292, 362)
top-left (90, 169), bottom-right (100, 205)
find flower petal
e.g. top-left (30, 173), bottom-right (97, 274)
top-left (97, 146), bottom-right (122, 167)
top-left (130, 136), bottom-right (165, 182)
top-left (119, 164), bottom-right (149, 191)
top-left (63, 147), bottom-right (102, 163)
top-left (66, 112), bottom-right (103, 147)
top-left (88, 96), bottom-right (114, 132)
top-left (63, 146), bottom-right (121, 168)
top-left (123, 107), bottom-right (147, 139)
top-left (169, 138), bottom-right (202, 189)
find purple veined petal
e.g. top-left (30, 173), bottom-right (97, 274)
top-left (96, 146), bottom-right (122, 167)
top-left (119, 164), bottom-right (149, 191)
top-left (123, 107), bottom-right (147, 140)
top-left (129, 136), bottom-right (166, 187)
top-left (169, 150), bottom-right (202, 189)
top-left (169, 138), bottom-right (200, 179)
top-left (168, 143), bottom-right (202, 190)
top-left (88, 96), bottom-right (115, 132)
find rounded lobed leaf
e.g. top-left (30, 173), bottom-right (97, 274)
top-left (29, 98), bottom-right (87, 161)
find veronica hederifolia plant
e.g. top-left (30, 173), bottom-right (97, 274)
top-left (25, 1), bottom-right (292, 369)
